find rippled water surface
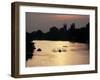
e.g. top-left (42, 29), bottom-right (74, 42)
top-left (26, 40), bottom-right (89, 67)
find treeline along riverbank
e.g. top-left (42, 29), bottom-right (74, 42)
top-left (26, 23), bottom-right (89, 60)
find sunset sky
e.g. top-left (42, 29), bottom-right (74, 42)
top-left (26, 12), bottom-right (89, 33)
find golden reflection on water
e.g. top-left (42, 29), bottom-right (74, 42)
top-left (26, 40), bottom-right (89, 67)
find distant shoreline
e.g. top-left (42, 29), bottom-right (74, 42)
top-left (32, 39), bottom-right (89, 44)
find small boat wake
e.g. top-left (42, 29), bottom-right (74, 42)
top-left (52, 48), bottom-right (67, 53)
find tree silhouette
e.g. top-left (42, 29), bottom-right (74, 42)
top-left (27, 22), bottom-right (89, 42)
top-left (26, 23), bottom-right (89, 60)
top-left (69, 23), bottom-right (75, 31)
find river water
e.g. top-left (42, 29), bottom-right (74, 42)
top-left (26, 40), bottom-right (89, 67)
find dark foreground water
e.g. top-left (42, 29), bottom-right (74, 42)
top-left (26, 40), bottom-right (89, 67)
